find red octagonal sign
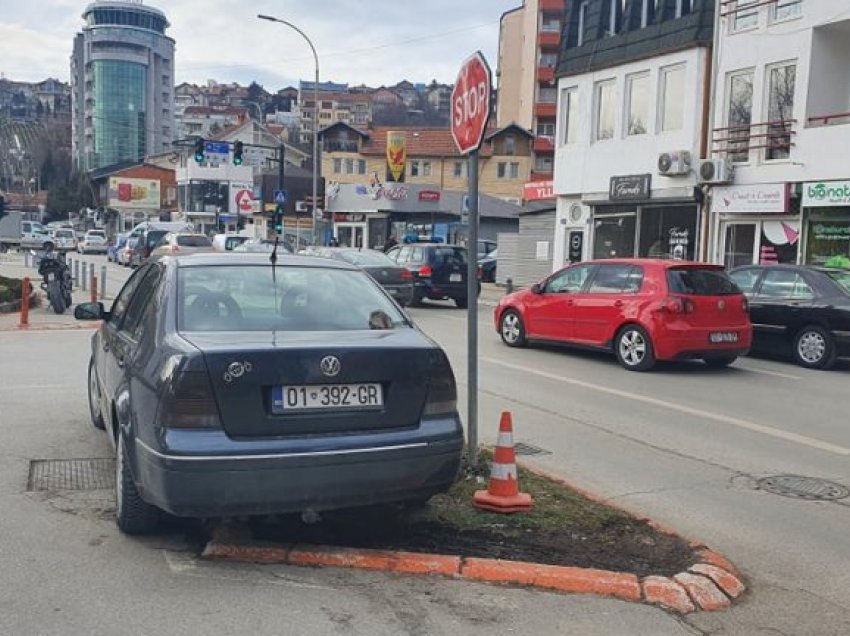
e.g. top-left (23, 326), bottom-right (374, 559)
top-left (451, 51), bottom-right (493, 156)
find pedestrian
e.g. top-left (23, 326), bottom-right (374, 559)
top-left (382, 234), bottom-right (398, 253)
top-left (329, 236), bottom-right (340, 247)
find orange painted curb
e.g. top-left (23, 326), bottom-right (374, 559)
top-left (287, 545), bottom-right (462, 577)
top-left (202, 541), bottom-right (292, 563)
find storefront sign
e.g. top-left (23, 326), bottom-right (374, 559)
top-left (230, 182), bottom-right (257, 215)
top-left (711, 183), bottom-right (789, 214)
top-left (523, 180), bottom-right (554, 201)
top-left (326, 183), bottom-right (443, 213)
top-left (668, 227), bottom-right (689, 260)
top-left (386, 131), bottom-right (407, 183)
top-left (567, 231), bottom-right (583, 263)
top-left (609, 174), bottom-right (651, 201)
top-left (803, 180), bottom-right (850, 207)
top-left (108, 177), bottom-right (160, 209)
top-left (333, 213), bottom-right (367, 223)
top-left (418, 190), bottom-right (441, 202)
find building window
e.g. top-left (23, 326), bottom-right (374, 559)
top-left (534, 155), bottom-right (554, 172)
top-left (510, 162), bottom-right (520, 178)
top-left (539, 53), bottom-right (558, 68)
top-left (660, 65), bottom-right (685, 132)
top-left (410, 160), bottom-right (431, 177)
top-left (765, 62), bottom-right (796, 160)
top-left (453, 161), bottom-right (466, 178)
top-left (422, 161), bottom-right (432, 176)
top-left (541, 17), bottom-right (561, 33)
top-left (538, 87), bottom-right (557, 103)
top-left (594, 80), bottom-right (616, 141)
top-left (626, 73), bottom-right (650, 136)
top-left (497, 162), bottom-right (507, 179)
top-left (773, 0), bottom-right (802, 22)
top-left (577, 1), bottom-right (588, 46)
top-left (505, 135), bottom-right (516, 155)
top-left (344, 158), bottom-right (354, 174)
top-left (726, 70), bottom-right (754, 162)
top-left (675, 0), bottom-right (692, 18)
top-left (641, 0), bottom-right (659, 27)
top-left (560, 86), bottom-right (578, 145)
top-left (357, 159), bottom-right (366, 174)
top-left (733, 0), bottom-right (759, 31)
top-left (332, 158), bottom-right (342, 174)
top-left (537, 122), bottom-right (555, 137)
top-left (497, 162), bottom-right (519, 179)
top-left (607, 0), bottom-right (624, 36)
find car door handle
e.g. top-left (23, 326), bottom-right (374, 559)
top-left (614, 300), bottom-right (624, 308)
top-left (102, 341), bottom-right (110, 352)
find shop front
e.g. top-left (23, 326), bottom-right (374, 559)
top-left (589, 175), bottom-right (699, 262)
top-left (710, 183), bottom-right (799, 268)
top-left (802, 181), bottom-right (850, 269)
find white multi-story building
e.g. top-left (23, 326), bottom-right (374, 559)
top-left (707, 0), bottom-right (850, 270)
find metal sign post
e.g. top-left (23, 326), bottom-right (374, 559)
top-left (466, 150), bottom-right (480, 467)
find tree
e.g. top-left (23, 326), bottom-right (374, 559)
top-left (247, 81), bottom-right (267, 105)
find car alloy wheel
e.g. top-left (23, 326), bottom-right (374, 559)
top-left (115, 434), bottom-right (159, 535)
top-left (88, 359), bottom-right (105, 430)
top-left (500, 310), bottom-right (526, 347)
top-left (794, 326), bottom-right (836, 370)
top-left (616, 325), bottom-right (655, 371)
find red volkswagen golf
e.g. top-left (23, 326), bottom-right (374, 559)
top-left (495, 259), bottom-right (752, 371)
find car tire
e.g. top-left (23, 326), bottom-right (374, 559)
top-left (454, 297), bottom-right (468, 309)
top-left (614, 325), bottom-right (656, 371)
top-left (703, 356), bottom-right (737, 368)
top-left (408, 292), bottom-right (423, 308)
top-left (793, 325), bottom-right (837, 370)
top-left (88, 359), bottom-right (106, 430)
top-left (115, 434), bottom-right (159, 535)
top-left (499, 309), bottom-right (527, 347)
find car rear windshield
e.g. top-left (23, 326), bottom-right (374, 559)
top-left (177, 235), bottom-right (212, 247)
top-left (666, 267), bottom-right (740, 296)
top-left (55, 230), bottom-right (74, 238)
top-left (825, 270), bottom-right (850, 294)
top-left (433, 247), bottom-right (467, 265)
top-left (178, 265), bottom-right (408, 332)
top-left (337, 250), bottom-right (396, 267)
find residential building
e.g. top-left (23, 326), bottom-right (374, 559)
top-left (707, 0), bottom-right (850, 270)
top-left (88, 161), bottom-right (178, 232)
top-left (497, 0), bottom-right (565, 187)
top-left (551, 0), bottom-right (715, 268)
top-left (0, 78), bottom-right (71, 120)
top-left (178, 105), bottom-right (249, 139)
top-left (71, 0), bottom-right (176, 171)
top-left (299, 92), bottom-right (373, 145)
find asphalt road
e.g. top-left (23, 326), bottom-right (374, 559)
top-left (408, 300), bottom-right (850, 635)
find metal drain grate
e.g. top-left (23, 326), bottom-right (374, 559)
top-left (756, 475), bottom-right (850, 501)
top-left (514, 442), bottom-right (551, 457)
top-left (27, 458), bottom-right (115, 492)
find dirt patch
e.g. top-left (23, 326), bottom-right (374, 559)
top-left (247, 461), bottom-right (697, 578)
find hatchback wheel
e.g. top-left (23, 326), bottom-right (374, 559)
top-left (615, 325), bottom-right (655, 371)
top-left (87, 359), bottom-right (105, 430)
top-left (500, 310), bottom-right (527, 347)
top-left (115, 434), bottom-right (159, 535)
top-left (454, 297), bottom-right (468, 309)
top-left (793, 325), bottom-right (837, 370)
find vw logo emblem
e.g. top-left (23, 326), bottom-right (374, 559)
top-left (718, 300), bottom-right (726, 311)
top-left (320, 356), bottom-right (341, 377)
top-left (224, 361), bottom-right (252, 383)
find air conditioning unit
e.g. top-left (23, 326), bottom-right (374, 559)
top-left (697, 158), bottom-right (733, 184)
top-left (657, 150), bottom-right (692, 176)
top-left (295, 201), bottom-right (309, 213)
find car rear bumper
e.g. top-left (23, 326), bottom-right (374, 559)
top-left (132, 416), bottom-right (463, 518)
top-left (654, 326), bottom-right (752, 360)
top-left (382, 283), bottom-right (414, 305)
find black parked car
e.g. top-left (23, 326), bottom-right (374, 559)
top-left (729, 264), bottom-right (850, 369)
top-left (313, 247), bottom-right (415, 306)
top-left (75, 253), bottom-right (463, 534)
top-left (386, 243), bottom-right (479, 308)
top-left (478, 247), bottom-right (498, 283)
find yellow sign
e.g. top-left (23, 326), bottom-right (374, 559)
top-left (386, 131), bottom-right (406, 183)
top-left (108, 177), bottom-right (161, 209)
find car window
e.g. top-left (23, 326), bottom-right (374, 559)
top-left (225, 236), bottom-right (248, 250)
top-left (396, 246), bottom-right (412, 264)
top-left (588, 264), bottom-right (636, 294)
top-left (410, 247), bottom-right (425, 263)
top-left (545, 264), bottom-right (593, 294)
top-left (121, 265), bottom-right (165, 340)
top-left (666, 267), bottom-right (739, 296)
top-left (147, 230), bottom-right (167, 248)
top-left (759, 270), bottom-right (814, 300)
top-left (177, 235), bottom-right (212, 248)
top-left (729, 268), bottom-right (761, 294)
top-left (434, 247), bottom-right (467, 266)
top-left (178, 265), bottom-right (407, 332)
top-left (339, 250), bottom-right (396, 267)
top-left (109, 265), bottom-right (150, 326)
top-left (825, 270), bottom-right (850, 295)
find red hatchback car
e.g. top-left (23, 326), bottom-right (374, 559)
top-left (495, 259), bottom-right (752, 371)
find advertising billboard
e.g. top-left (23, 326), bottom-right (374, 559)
top-left (386, 131), bottom-right (407, 183)
top-left (108, 177), bottom-right (161, 210)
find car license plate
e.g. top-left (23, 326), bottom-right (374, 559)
top-left (272, 384), bottom-right (382, 413)
top-left (709, 332), bottom-right (738, 344)
top-left (388, 288), bottom-right (398, 295)
top-left (449, 273), bottom-right (462, 282)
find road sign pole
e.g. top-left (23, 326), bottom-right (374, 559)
top-left (467, 150), bottom-right (480, 469)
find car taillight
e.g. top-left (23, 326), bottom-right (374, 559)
top-left (159, 370), bottom-right (222, 429)
top-left (401, 268), bottom-right (413, 280)
top-left (417, 265), bottom-right (432, 278)
top-left (423, 352), bottom-right (457, 416)
top-left (661, 296), bottom-right (694, 314)
top-left (741, 297), bottom-right (749, 312)
top-left (477, 266), bottom-right (483, 280)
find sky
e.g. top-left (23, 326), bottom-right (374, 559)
top-left (0, 0), bottom-right (520, 90)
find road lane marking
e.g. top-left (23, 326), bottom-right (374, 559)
top-left (482, 357), bottom-right (850, 456)
top-left (738, 365), bottom-right (802, 380)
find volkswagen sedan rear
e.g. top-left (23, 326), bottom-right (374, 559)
top-left (77, 253), bottom-right (463, 534)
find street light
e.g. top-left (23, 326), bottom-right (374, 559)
top-left (257, 14), bottom-right (320, 245)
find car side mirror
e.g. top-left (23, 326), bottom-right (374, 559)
top-left (74, 302), bottom-right (106, 321)
top-left (531, 283), bottom-right (543, 294)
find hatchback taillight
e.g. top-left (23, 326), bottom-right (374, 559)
top-left (401, 269), bottom-right (413, 280)
top-left (416, 265), bottom-right (433, 278)
top-left (159, 370), bottom-right (222, 429)
top-left (661, 296), bottom-right (694, 314)
top-left (741, 297), bottom-right (749, 312)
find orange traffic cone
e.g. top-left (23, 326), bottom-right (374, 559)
top-left (473, 411), bottom-right (533, 513)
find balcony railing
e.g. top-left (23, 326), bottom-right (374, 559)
top-left (537, 66), bottom-right (555, 82)
top-left (535, 102), bottom-right (557, 118)
top-left (807, 111), bottom-right (850, 128)
top-left (533, 136), bottom-right (555, 153)
top-left (323, 140), bottom-right (360, 153)
top-left (538, 31), bottom-right (561, 48)
top-left (712, 119), bottom-right (796, 160)
top-left (539, 0), bottom-right (565, 10)
top-left (719, 0), bottom-right (797, 18)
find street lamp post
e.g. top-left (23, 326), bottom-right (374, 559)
top-left (258, 14), bottom-right (320, 245)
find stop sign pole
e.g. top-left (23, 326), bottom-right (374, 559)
top-left (451, 51), bottom-right (492, 469)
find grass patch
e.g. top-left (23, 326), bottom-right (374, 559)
top-left (0, 276), bottom-right (23, 304)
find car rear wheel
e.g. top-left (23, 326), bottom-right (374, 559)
top-left (454, 297), bottom-right (468, 309)
top-left (703, 356), bottom-right (737, 368)
top-left (500, 310), bottom-right (527, 347)
top-left (87, 359), bottom-right (105, 430)
top-left (793, 325), bottom-right (837, 370)
top-left (615, 325), bottom-right (655, 371)
top-left (115, 434), bottom-right (159, 535)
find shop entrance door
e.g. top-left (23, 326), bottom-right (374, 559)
top-left (723, 223), bottom-right (757, 269)
top-left (336, 223), bottom-right (366, 248)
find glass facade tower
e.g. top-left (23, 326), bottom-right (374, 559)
top-left (91, 60), bottom-right (147, 168)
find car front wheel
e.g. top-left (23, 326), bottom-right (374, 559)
top-left (87, 359), bottom-right (105, 430)
top-left (499, 310), bottom-right (527, 347)
top-left (615, 325), bottom-right (656, 371)
top-left (793, 325), bottom-right (837, 370)
top-left (115, 434), bottom-right (159, 535)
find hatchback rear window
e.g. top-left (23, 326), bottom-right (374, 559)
top-left (177, 235), bottom-right (212, 247)
top-left (666, 268), bottom-right (740, 296)
top-left (433, 247), bottom-right (467, 265)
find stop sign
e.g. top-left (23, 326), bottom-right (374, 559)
top-left (451, 51), bottom-right (493, 155)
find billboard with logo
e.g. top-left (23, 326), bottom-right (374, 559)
top-left (803, 180), bottom-right (850, 207)
top-left (108, 177), bottom-right (160, 209)
top-left (385, 131), bottom-right (406, 183)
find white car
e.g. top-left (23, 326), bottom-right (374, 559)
top-left (52, 228), bottom-right (78, 252)
top-left (78, 230), bottom-right (108, 254)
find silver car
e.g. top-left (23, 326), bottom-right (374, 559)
top-left (149, 232), bottom-right (214, 257)
top-left (78, 230), bottom-right (108, 254)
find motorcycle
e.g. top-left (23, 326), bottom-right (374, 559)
top-left (35, 249), bottom-right (73, 314)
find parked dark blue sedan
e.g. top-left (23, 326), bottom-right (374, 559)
top-left (76, 253), bottom-right (463, 534)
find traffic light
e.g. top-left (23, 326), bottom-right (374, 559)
top-left (193, 138), bottom-right (205, 163)
top-left (274, 204), bottom-right (284, 233)
top-left (232, 141), bottom-right (244, 166)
